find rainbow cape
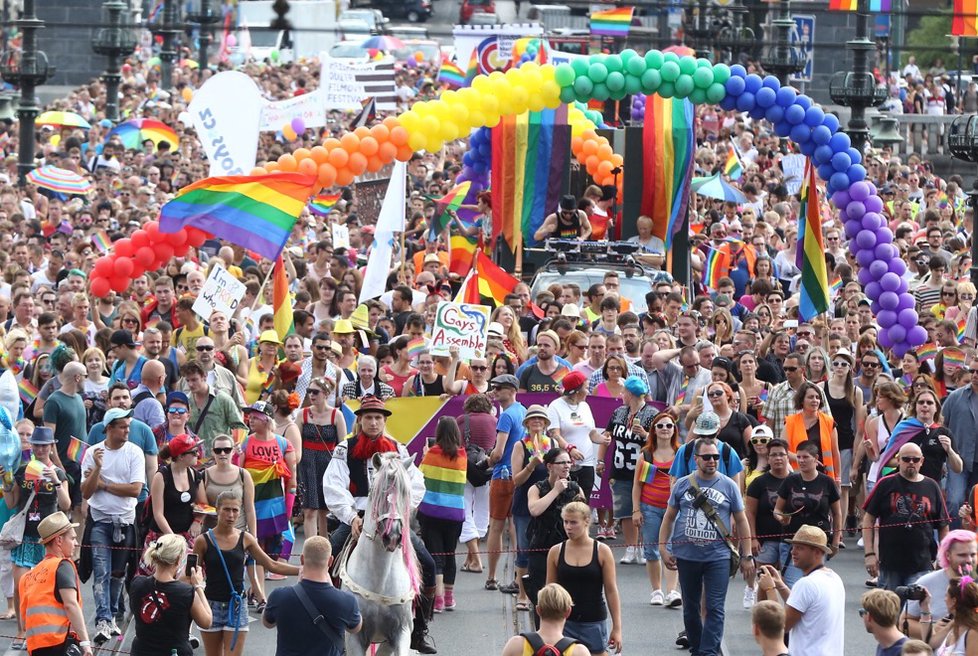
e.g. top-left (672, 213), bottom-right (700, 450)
top-left (66, 436), bottom-right (87, 463)
top-left (641, 96), bottom-right (694, 251)
top-left (246, 456), bottom-right (289, 537)
top-left (308, 192), bottom-right (341, 216)
top-left (159, 172), bottom-right (318, 261)
top-left (797, 159), bottom-right (829, 321)
top-left (878, 417), bottom-right (927, 469)
top-left (418, 450), bottom-right (467, 522)
top-left (590, 7), bottom-right (633, 36)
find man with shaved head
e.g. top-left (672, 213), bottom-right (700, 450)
top-left (131, 359), bottom-right (166, 430)
top-left (862, 442), bottom-right (951, 592)
top-left (44, 360), bottom-right (89, 509)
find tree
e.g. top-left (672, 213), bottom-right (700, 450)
top-left (902, 13), bottom-right (956, 70)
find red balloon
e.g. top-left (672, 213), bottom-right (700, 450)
top-left (186, 228), bottom-right (207, 248)
top-left (136, 246), bottom-right (156, 267)
top-left (130, 262), bottom-right (145, 279)
top-left (90, 277), bottom-right (111, 298)
top-left (109, 276), bottom-right (130, 293)
top-left (173, 243), bottom-right (190, 257)
top-left (155, 243), bottom-right (175, 263)
top-left (167, 229), bottom-right (188, 247)
top-left (144, 221), bottom-right (161, 239)
top-left (114, 257), bottom-right (134, 278)
top-left (93, 256), bottom-right (114, 277)
top-left (131, 230), bottom-right (150, 249)
top-left (115, 239), bottom-right (133, 258)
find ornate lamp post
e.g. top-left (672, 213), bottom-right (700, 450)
top-left (829, 0), bottom-right (887, 155)
top-left (759, 1), bottom-right (804, 85)
top-left (870, 114), bottom-right (904, 149)
top-left (684, 0), bottom-right (714, 59)
top-left (188, 0), bottom-right (220, 68)
top-left (156, 0), bottom-right (180, 92)
top-left (0, 0), bottom-right (51, 186)
top-left (92, 0), bottom-right (137, 123)
top-left (717, 0), bottom-right (756, 64)
top-left (947, 115), bottom-right (978, 286)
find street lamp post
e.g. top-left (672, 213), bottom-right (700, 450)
top-left (717, 0), bottom-right (756, 65)
top-left (0, 0), bottom-right (51, 187)
top-left (684, 0), bottom-right (714, 59)
top-left (157, 0), bottom-right (180, 92)
top-left (948, 115), bottom-right (978, 287)
top-left (759, 1), bottom-right (804, 86)
top-left (92, 0), bottom-right (137, 123)
top-left (188, 0), bottom-right (221, 68)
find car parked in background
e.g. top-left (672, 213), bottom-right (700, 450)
top-left (460, 0), bottom-right (495, 24)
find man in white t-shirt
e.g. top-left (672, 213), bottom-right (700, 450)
top-left (757, 525), bottom-right (845, 656)
top-left (546, 370), bottom-right (607, 497)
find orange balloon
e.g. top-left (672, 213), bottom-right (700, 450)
top-left (359, 136), bottom-right (379, 156)
top-left (389, 126), bottom-right (409, 147)
top-left (597, 160), bottom-right (614, 179)
top-left (582, 129), bottom-right (597, 142)
top-left (327, 148), bottom-right (349, 168)
top-left (366, 155), bottom-right (384, 172)
top-left (354, 126), bottom-right (371, 139)
top-left (582, 140), bottom-right (599, 157)
top-left (310, 146), bottom-right (329, 164)
top-left (324, 137), bottom-right (341, 151)
top-left (335, 169), bottom-right (354, 187)
top-left (611, 154), bottom-right (624, 167)
top-left (265, 162), bottom-right (279, 172)
top-left (282, 126), bottom-right (297, 142)
top-left (293, 147), bottom-right (312, 162)
top-left (378, 141), bottom-right (397, 162)
top-left (571, 137), bottom-right (583, 153)
top-left (317, 162), bottom-right (337, 188)
top-left (249, 166), bottom-right (268, 176)
top-left (347, 152), bottom-right (367, 175)
top-left (369, 124), bottom-right (390, 142)
top-left (383, 116), bottom-right (400, 130)
top-left (585, 155), bottom-right (599, 170)
top-left (340, 133), bottom-right (360, 153)
top-left (597, 144), bottom-right (613, 159)
top-left (278, 154), bottom-right (298, 172)
top-left (297, 158), bottom-right (318, 177)
top-left (395, 144), bottom-right (414, 161)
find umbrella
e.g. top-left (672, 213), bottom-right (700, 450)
top-left (361, 35), bottom-right (404, 51)
top-left (106, 118), bottom-right (180, 150)
top-left (36, 111), bottom-right (91, 130)
top-left (179, 58), bottom-right (199, 69)
top-left (690, 173), bottom-right (747, 203)
top-left (663, 44), bottom-right (696, 58)
top-left (26, 166), bottom-right (93, 195)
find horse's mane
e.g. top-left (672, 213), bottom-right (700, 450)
top-left (370, 452), bottom-right (421, 597)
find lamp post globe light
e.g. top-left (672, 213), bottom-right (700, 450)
top-left (92, 0), bottom-right (138, 123)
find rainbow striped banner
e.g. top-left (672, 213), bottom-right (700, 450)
top-left (916, 342), bottom-right (938, 362)
top-left (308, 192), bottom-right (341, 216)
top-left (797, 159), bottom-right (829, 321)
top-left (637, 460), bottom-right (657, 485)
top-left (66, 436), bottom-right (87, 463)
top-left (590, 6), bottom-right (633, 36)
top-left (702, 247), bottom-right (731, 290)
top-left (92, 229), bottom-right (112, 253)
top-left (642, 96), bottom-right (695, 251)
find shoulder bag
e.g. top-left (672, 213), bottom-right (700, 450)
top-left (462, 414), bottom-right (491, 487)
top-left (0, 488), bottom-right (37, 549)
top-left (686, 474), bottom-right (741, 577)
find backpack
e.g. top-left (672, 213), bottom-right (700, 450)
top-left (520, 632), bottom-right (578, 656)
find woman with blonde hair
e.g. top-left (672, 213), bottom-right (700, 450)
top-left (946, 280), bottom-right (977, 323)
top-left (805, 346), bottom-right (830, 383)
top-left (710, 308), bottom-right (734, 346)
top-left (490, 305), bottom-right (527, 362)
top-left (2, 330), bottom-right (28, 376)
top-left (82, 347), bottom-right (109, 429)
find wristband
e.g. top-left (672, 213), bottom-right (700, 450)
top-left (567, 445), bottom-right (577, 451)
top-left (79, 641), bottom-right (91, 647)
top-left (864, 552), bottom-right (876, 557)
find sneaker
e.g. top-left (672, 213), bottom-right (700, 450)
top-left (94, 620), bottom-right (112, 645)
top-left (619, 546), bottom-right (637, 564)
top-left (743, 585), bottom-right (756, 609)
top-left (109, 618), bottom-right (121, 636)
top-left (865, 577), bottom-right (878, 588)
top-left (444, 589), bottom-right (456, 611)
top-left (636, 550), bottom-right (647, 565)
top-left (857, 537), bottom-right (865, 548)
top-left (595, 526), bottom-right (609, 541)
top-left (650, 589), bottom-right (664, 606)
top-left (433, 595), bottom-right (445, 614)
top-left (838, 540), bottom-right (846, 550)
top-left (665, 590), bottom-right (683, 608)
top-left (676, 630), bottom-right (689, 648)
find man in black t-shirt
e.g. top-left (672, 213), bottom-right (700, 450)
top-left (746, 438), bottom-right (794, 586)
top-left (263, 536), bottom-right (361, 656)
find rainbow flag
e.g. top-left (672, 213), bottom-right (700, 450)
top-left (272, 255), bottom-right (293, 342)
top-left (797, 160), bottom-right (830, 321)
top-left (438, 60), bottom-right (466, 89)
top-left (92, 229), bottom-right (112, 253)
top-left (159, 172), bottom-right (318, 262)
top-left (702, 247), bottom-right (731, 290)
top-left (231, 428), bottom-right (247, 445)
top-left (878, 417), bottom-right (927, 468)
top-left (869, 0), bottom-right (892, 9)
top-left (407, 337), bottom-right (427, 358)
top-left (491, 105), bottom-right (571, 249)
top-left (23, 459), bottom-right (45, 482)
top-left (637, 459), bottom-right (657, 485)
top-left (954, 0), bottom-right (978, 36)
top-left (829, 0), bottom-right (857, 9)
top-left (829, 275), bottom-right (843, 298)
top-left (957, 316), bottom-right (968, 342)
top-left (641, 96), bottom-right (694, 251)
top-left (723, 143), bottom-right (743, 181)
top-left (448, 234), bottom-right (477, 277)
top-left (245, 458), bottom-right (289, 537)
top-left (308, 192), bottom-right (341, 216)
top-left (474, 251), bottom-right (518, 306)
top-left (66, 436), bottom-right (87, 463)
top-left (590, 7), bottom-right (633, 36)
top-left (464, 48), bottom-right (481, 85)
top-left (944, 346), bottom-right (967, 369)
top-left (917, 342), bottom-right (938, 362)
top-left (18, 379), bottom-right (38, 406)
top-left (418, 450), bottom-right (467, 522)
top-left (428, 181), bottom-right (472, 238)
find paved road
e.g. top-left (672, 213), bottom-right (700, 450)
top-left (0, 530), bottom-right (880, 656)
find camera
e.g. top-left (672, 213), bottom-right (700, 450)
top-left (895, 584), bottom-right (927, 602)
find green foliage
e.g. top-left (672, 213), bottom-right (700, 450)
top-left (902, 13), bottom-right (953, 69)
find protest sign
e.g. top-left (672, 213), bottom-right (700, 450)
top-left (331, 223), bottom-right (350, 250)
top-left (430, 302), bottom-right (490, 359)
top-left (319, 55), bottom-right (368, 110)
top-left (782, 154), bottom-right (807, 196)
top-left (259, 90), bottom-right (327, 132)
top-left (192, 264), bottom-right (247, 321)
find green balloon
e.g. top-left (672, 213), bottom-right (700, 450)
top-left (574, 77), bottom-right (594, 96)
top-left (674, 74), bottom-right (695, 98)
top-left (587, 110), bottom-right (602, 124)
top-left (576, 92), bottom-right (591, 104)
top-left (625, 56), bottom-right (646, 77)
top-left (623, 75), bottom-right (642, 95)
top-left (706, 82), bottom-right (726, 103)
top-left (604, 55), bottom-right (623, 73)
top-left (690, 87), bottom-right (708, 105)
top-left (697, 57), bottom-right (712, 69)
top-left (606, 71), bottom-right (626, 92)
top-left (663, 52), bottom-right (679, 64)
top-left (644, 50), bottom-right (663, 70)
top-left (660, 61), bottom-right (681, 83)
top-left (712, 63), bottom-right (731, 85)
top-left (620, 49), bottom-right (638, 64)
top-left (270, 49), bottom-right (280, 62)
top-left (559, 87), bottom-right (577, 104)
top-left (571, 59), bottom-right (590, 76)
top-left (592, 82), bottom-right (610, 102)
top-left (588, 63), bottom-right (609, 84)
top-left (678, 56), bottom-right (697, 76)
top-left (641, 68), bottom-right (662, 93)
top-left (693, 67), bottom-right (714, 89)
top-left (610, 87), bottom-right (628, 101)
top-left (555, 64), bottom-right (575, 87)
top-left (657, 81), bottom-right (675, 98)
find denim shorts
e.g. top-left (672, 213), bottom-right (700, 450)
top-left (756, 540), bottom-right (785, 565)
top-left (840, 448), bottom-right (853, 487)
top-left (11, 536), bottom-right (43, 569)
top-left (563, 619), bottom-right (609, 654)
top-left (611, 478), bottom-right (633, 520)
top-left (513, 514), bottom-right (531, 569)
top-left (639, 504), bottom-right (666, 562)
top-left (201, 598), bottom-right (250, 632)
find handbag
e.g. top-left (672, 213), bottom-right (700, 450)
top-left (686, 474), bottom-right (741, 577)
top-left (290, 583), bottom-right (345, 653)
top-left (0, 489), bottom-right (36, 549)
top-left (462, 415), bottom-right (491, 487)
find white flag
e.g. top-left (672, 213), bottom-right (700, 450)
top-left (358, 233), bottom-right (393, 304)
top-left (375, 161), bottom-right (406, 234)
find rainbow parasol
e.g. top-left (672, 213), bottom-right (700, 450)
top-left (106, 118), bottom-right (180, 151)
top-left (26, 166), bottom-right (93, 195)
top-left (36, 111), bottom-right (91, 130)
top-left (361, 35), bottom-right (405, 51)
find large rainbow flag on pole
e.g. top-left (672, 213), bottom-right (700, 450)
top-left (159, 172), bottom-right (318, 261)
top-left (590, 7), bottom-right (634, 36)
top-left (272, 256), bottom-right (293, 342)
top-left (954, 0), bottom-right (978, 36)
top-left (491, 106), bottom-right (571, 250)
top-left (796, 160), bottom-right (830, 321)
top-left (641, 96), bottom-right (694, 251)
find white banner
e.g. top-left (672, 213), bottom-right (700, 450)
top-left (319, 55), bottom-right (369, 111)
top-left (259, 90), bottom-right (328, 132)
top-left (781, 154), bottom-right (807, 196)
top-left (192, 264), bottom-right (247, 321)
top-left (430, 302), bottom-right (491, 360)
top-left (189, 71), bottom-right (263, 176)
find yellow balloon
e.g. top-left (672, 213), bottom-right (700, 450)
top-left (468, 110), bottom-right (486, 127)
top-left (472, 76), bottom-right (491, 93)
top-left (520, 62), bottom-right (540, 76)
top-left (182, 87), bottom-right (193, 102)
top-left (484, 112), bottom-right (501, 128)
top-left (527, 95), bottom-right (546, 113)
top-left (399, 111), bottom-right (421, 132)
top-left (481, 95), bottom-right (499, 115)
top-left (421, 115), bottom-right (439, 136)
top-left (283, 125), bottom-right (297, 141)
top-left (408, 132), bottom-right (427, 151)
top-left (427, 138), bottom-right (444, 153)
top-left (439, 121), bottom-right (458, 141)
top-left (539, 63), bottom-right (556, 79)
top-left (450, 102), bottom-right (470, 125)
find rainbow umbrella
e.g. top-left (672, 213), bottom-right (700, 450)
top-left (663, 44), bottom-right (696, 57)
top-left (179, 58), bottom-right (199, 69)
top-left (106, 118), bottom-right (180, 150)
top-left (26, 166), bottom-right (93, 195)
top-left (361, 35), bottom-right (404, 51)
top-left (36, 111), bottom-right (91, 129)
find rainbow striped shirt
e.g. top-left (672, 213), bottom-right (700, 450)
top-left (419, 447), bottom-right (468, 522)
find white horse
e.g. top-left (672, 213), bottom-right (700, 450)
top-left (341, 451), bottom-right (421, 656)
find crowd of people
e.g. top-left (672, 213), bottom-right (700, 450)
top-left (0, 17), bottom-right (977, 656)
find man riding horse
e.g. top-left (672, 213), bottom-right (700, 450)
top-left (323, 395), bottom-right (438, 654)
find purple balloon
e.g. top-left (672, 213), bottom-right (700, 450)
top-left (858, 268), bottom-right (875, 286)
top-left (291, 117), bottom-right (305, 134)
top-left (871, 301), bottom-right (882, 315)
top-left (878, 291), bottom-right (900, 311)
top-left (892, 343), bottom-right (909, 359)
top-left (874, 243), bottom-right (896, 261)
top-left (849, 181), bottom-right (871, 202)
top-left (856, 249), bottom-right (876, 268)
top-left (864, 196), bottom-right (884, 214)
top-left (856, 230), bottom-right (878, 250)
top-left (897, 279), bottom-right (909, 295)
top-left (897, 294), bottom-right (916, 311)
top-left (865, 281), bottom-right (883, 299)
top-left (887, 324), bottom-right (907, 345)
top-left (832, 190), bottom-right (852, 208)
top-left (844, 219), bottom-right (862, 240)
top-left (907, 325), bottom-right (928, 346)
top-left (861, 212), bottom-right (883, 230)
top-left (879, 272), bottom-right (901, 292)
top-left (860, 213), bottom-right (882, 232)
top-left (868, 260), bottom-right (889, 280)
top-left (876, 226), bottom-right (894, 245)
top-left (877, 310), bottom-right (897, 329)
top-left (878, 330), bottom-right (894, 349)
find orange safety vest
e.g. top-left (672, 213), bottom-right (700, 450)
top-left (784, 411), bottom-right (838, 480)
top-left (19, 555), bottom-right (79, 653)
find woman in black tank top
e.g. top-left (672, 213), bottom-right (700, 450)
top-left (546, 501), bottom-right (622, 654)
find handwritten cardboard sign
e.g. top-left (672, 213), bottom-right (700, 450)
top-left (429, 301), bottom-right (490, 360)
top-left (192, 264), bottom-right (246, 321)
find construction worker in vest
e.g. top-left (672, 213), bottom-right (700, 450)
top-left (18, 511), bottom-right (92, 656)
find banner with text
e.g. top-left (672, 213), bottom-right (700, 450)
top-left (431, 302), bottom-right (490, 359)
top-left (192, 264), bottom-right (247, 321)
top-left (259, 90), bottom-right (328, 132)
top-left (188, 71), bottom-right (263, 176)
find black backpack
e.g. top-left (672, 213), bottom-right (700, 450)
top-left (520, 632), bottom-right (578, 656)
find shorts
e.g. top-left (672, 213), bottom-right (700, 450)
top-left (489, 478), bottom-right (515, 521)
top-left (201, 598), bottom-right (250, 632)
top-left (639, 504), bottom-right (666, 562)
top-left (611, 479), bottom-right (633, 520)
top-left (756, 540), bottom-right (786, 566)
top-left (562, 619), bottom-right (609, 654)
top-left (11, 536), bottom-right (43, 568)
top-left (513, 514), bottom-right (531, 569)
top-left (840, 448), bottom-right (853, 487)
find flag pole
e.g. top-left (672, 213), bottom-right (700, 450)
top-left (251, 258), bottom-right (277, 313)
top-left (399, 230), bottom-right (406, 282)
top-left (514, 216), bottom-right (524, 278)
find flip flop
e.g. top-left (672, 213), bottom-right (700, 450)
top-left (515, 600), bottom-right (531, 612)
top-left (484, 579), bottom-right (498, 590)
top-left (461, 564), bottom-right (483, 574)
top-left (0, 612), bottom-right (15, 620)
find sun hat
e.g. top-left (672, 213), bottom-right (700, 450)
top-left (38, 512), bottom-right (79, 544)
top-left (258, 330), bottom-right (282, 345)
top-left (786, 525), bottom-right (831, 554)
top-left (332, 319), bottom-right (356, 334)
top-left (30, 427), bottom-right (56, 445)
top-left (522, 404), bottom-right (551, 428)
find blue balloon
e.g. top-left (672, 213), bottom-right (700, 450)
top-left (784, 104), bottom-right (806, 125)
top-left (775, 87), bottom-right (797, 108)
top-left (736, 91), bottom-right (756, 112)
top-left (795, 95), bottom-right (813, 110)
top-left (813, 144), bottom-right (834, 165)
top-left (831, 171), bottom-right (851, 192)
top-left (725, 76), bottom-right (746, 96)
top-left (829, 132), bottom-right (851, 153)
top-left (790, 124), bottom-right (812, 143)
top-left (762, 75), bottom-right (781, 89)
top-left (799, 140), bottom-right (817, 156)
top-left (473, 161), bottom-right (488, 175)
top-left (744, 74), bottom-right (762, 94)
top-left (755, 87), bottom-right (777, 108)
top-left (774, 121), bottom-right (792, 137)
top-left (846, 147), bottom-right (862, 165)
top-left (730, 64), bottom-right (747, 78)
top-left (804, 106), bottom-right (825, 128)
top-left (847, 164), bottom-right (867, 184)
top-left (822, 113), bottom-right (841, 134)
top-left (831, 152), bottom-right (852, 171)
top-left (817, 163), bottom-right (836, 181)
top-left (719, 95), bottom-right (737, 111)
top-left (463, 152), bottom-right (474, 167)
top-left (812, 125), bottom-right (832, 146)
top-left (765, 104), bottom-right (785, 124)
top-left (748, 105), bottom-right (767, 121)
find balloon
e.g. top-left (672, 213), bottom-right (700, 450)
top-left (278, 154), bottom-right (297, 171)
top-left (167, 229), bottom-right (188, 247)
top-left (181, 87), bottom-right (193, 102)
top-left (555, 64), bottom-right (575, 86)
top-left (661, 61), bottom-right (681, 83)
top-left (109, 276), bottom-right (130, 293)
top-left (136, 246), bottom-right (155, 267)
top-left (764, 105), bottom-right (785, 124)
top-left (706, 82), bottom-right (726, 104)
top-left (886, 324), bottom-right (907, 344)
top-left (297, 158), bottom-right (317, 177)
top-left (831, 152), bottom-right (852, 172)
top-left (829, 132), bottom-right (851, 154)
top-left (878, 291), bottom-right (900, 311)
top-left (812, 126), bottom-right (832, 146)
top-left (878, 330), bottom-right (894, 349)
top-left (291, 117), bottom-right (306, 135)
top-left (845, 201), bottom-right (866, 220)
top-left (736, 92), bottom-right (756, 112)
top-left (588, 63), bottom-right (609, 83)
top-left (775, 87), bottom-right (797, 107)
top-left (94, 256), bottom-right (114, 277)
top-left (868, 260), bottom-right (889, 280)
top-left (186, 228), bottom-right (207, 248)
top-left (907, 325), bottom-right (928, 346)
top-left (90, 277), bottom-right (111, 298)
top-left (876, 310), bottom-right (897, 329)
top-left (725, 75), bottom-right (745, 96)
top-left (282, 125), bottom-right (297, 142)
top-left (711, 63), bottom-right (730, 84)
top-left (675, 75), bottom-right (695, 98)
top-left (755, 87), bottom-right (776, 108)
top-left (155, 243), bottom-right (174, 263)
top-left (784, 104), bottom-right (805, 125)
top-left (115, 239), bottom-right (133, 258)
top-left (789, 123), bottom-right (810, 143)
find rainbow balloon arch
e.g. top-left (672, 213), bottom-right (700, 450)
top-left (248, 48), bottom-right (923, 356)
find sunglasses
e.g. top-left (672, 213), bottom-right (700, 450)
top-left (751, 436), bottom-right (771, 445)
top-left (550, 460), bottom-right (573, 466)
top-left (167, 407), bottom-right (188, 415)
top-left (861, 362), bottom-right (881, 368)
top-left (213, 447), bottom-right (233, 455)
top-left (696, 453), bottom-right (721, 461)
top-left (707, 390), bottom-right (724, 398)
top-left (471, 365), bottom-right (488, 371)
top-left (314, 344), bottom-right (331, 350)
top-left (900, 456), bottom-right (921, 463)
top-left (783, 366), bottom-right (799, 373)
top-left (831, 361), bottom-right (851, 368)
top-left (655, 422), bottom-right (675, 430)
top-left (196, 345), bottom-right (214, 352)
top-left (308, 389), bottom-right (323, 396)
